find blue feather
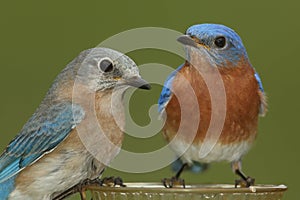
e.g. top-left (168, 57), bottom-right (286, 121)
top-left (0, 102), bottom-right (85, 183)
top-left (172, 158), bottom-right (209, 174)
top-left (254, 71), bottom-right (266, 115)
top-left (158, 64), bottom-right (184, 113)
top-left (254, 72), bottom-right (264, 93)
top-left (0, 175), bottom-right (16, 200)
top-left (185, 24), bottom-right (248, 66)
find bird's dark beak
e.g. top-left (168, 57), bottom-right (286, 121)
top-left (177, 35), bottom-right (198, 48)
top-left (125, 76), bottom-right (151, 90)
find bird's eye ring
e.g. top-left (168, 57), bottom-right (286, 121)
top-left (98, 58), bottom-right (114, 73)
top-left (214, 36), bottom-right (226, 48)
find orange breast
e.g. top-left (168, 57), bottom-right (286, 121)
top-left (163, 61), bottom-right (261, 145)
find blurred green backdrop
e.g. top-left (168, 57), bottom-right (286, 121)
top-left (0, 0), bottom-right (298, 199)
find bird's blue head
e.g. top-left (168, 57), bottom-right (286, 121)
top-left (178, 23), bottom-right (249, 67)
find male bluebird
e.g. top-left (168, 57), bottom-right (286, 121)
top-left (158, 24), bottom-right (267, 187)
top-left (0, 47), bottom-right (150, 200)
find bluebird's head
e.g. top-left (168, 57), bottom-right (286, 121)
top-left (68, 48), bottom-right (151, 91)
top-left (177, 23), bottom-right (249, 67)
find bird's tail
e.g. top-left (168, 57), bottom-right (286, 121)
top-left (172, 158), bottom-right (209, 174)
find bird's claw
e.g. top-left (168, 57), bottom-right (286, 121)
top-left (81, 178), bottom-right (103, 187)
top-left (235, 176), bottom-right (255, 188)
top-left (52, 177), bottom-right (126, 200)
top-left (100, 176), bottom-right (126, 187)
top-left (162, 177), bottom-right (185, 188)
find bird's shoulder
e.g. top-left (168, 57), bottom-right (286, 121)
top-left (158, 64), bottom-right (186, 113)
top-left (254, 71), bottom-right (267, 116)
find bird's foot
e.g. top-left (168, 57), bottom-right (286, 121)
top-left (52, 177), bottom-right (125, 200)
top-left (82, 178), bottom-right (103, 187)
top-left (100, 176), bottom-right (126, 187)
top-left (162, 176), bottom-right (185, 188)
top-left (235, 176), bottom-right (255, 188)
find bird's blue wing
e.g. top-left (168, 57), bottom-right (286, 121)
top-left (0, 102), bottom-right (85, 183)
top-left (158, 64), bottom-right (185, 113)
top-left (254, 72), bottom-right (264, 93)
top-left (254, 71), bottom-right (266, 115)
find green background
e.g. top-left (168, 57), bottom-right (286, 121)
top-left (0, 1), bottom-right (298, 199)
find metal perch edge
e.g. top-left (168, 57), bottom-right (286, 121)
top-left (83, 183), bottom-right (287, 200)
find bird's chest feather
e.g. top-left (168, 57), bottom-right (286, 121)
top-left (95, 91), bottom-right (125, 145)
top-left (163, 63), bottom-right (260, 145)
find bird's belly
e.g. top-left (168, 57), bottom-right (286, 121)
top-left (169, 138), bottom-right (252, 163)
top-left (9, 151), bottom-right (102, 200)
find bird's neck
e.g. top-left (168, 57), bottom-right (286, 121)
top-left (184, 55), bottom-right (252, 74)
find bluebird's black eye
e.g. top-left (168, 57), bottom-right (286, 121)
top-left (214, 36), bottom-right (226, 48)
top-left (98, 58), bottom-right (114, 73)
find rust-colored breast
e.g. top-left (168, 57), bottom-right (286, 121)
top-left (163, 61), bottom-right (262, 145)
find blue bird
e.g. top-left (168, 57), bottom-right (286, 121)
top-left (159, 24), bottom-right (267, 187)
top-left (0, 48), bottom-right (150, 200)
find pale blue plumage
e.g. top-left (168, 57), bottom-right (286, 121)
top-left (0, 48), bottom-right (150, 199)
top-left (0, 102), bottom-right (84, 198)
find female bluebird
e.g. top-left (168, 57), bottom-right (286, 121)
top-left (159, 24), bottom-right (267, 187)
top-left (0, 48), bottom-right (150, 200)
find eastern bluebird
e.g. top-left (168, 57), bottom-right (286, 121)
top-left (159, 24), bottom-right (267, 187)
top-left (0, 47), bottom-right (150, 200)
